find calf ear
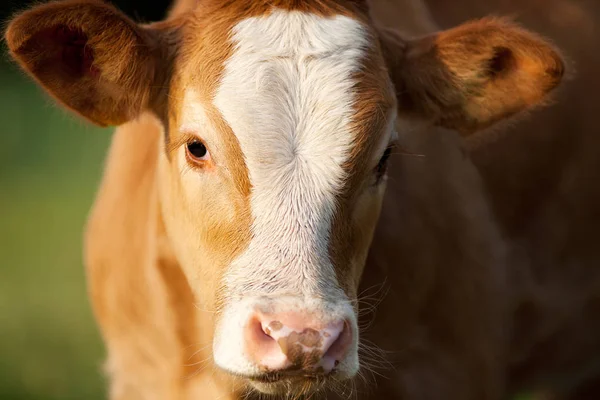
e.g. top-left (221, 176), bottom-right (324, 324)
top-left (5, 0), bottom-right (167, 127)
top-left (380, 18), bottom-right (565, 135)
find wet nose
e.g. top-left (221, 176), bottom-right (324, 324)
top-left (245, 312), bottom-right (352, 374)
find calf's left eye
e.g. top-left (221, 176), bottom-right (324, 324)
top-left (375, 146), bottom-right (392, 182)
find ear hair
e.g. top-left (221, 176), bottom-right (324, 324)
top-left (378, 17), bottom-right (565, 135)
top-left (5, 0), bottom-right (178, 126)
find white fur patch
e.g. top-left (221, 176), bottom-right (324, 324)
top-left (210, 9), bottom-right (370, 376)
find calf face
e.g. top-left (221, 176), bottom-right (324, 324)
top-left (5, 0), bottom-right (564, 396)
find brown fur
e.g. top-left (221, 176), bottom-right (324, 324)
top-left (421, 0), bottom-right (600, 398)
top-left (5, 0), bottom-right (164, 126)
top-left (4, 0), bottom-right (589, 399)
top-left (329, 24), bottom-right (397, 298)
top-left (369, 0), bottom-right (436, 34)
top-left (379, 17), bottom-right (564, 134)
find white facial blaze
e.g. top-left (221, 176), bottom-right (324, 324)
top-left (214, 9), bottom-right (369, 298)
top-left (211, 9), bottom-right (369, 375)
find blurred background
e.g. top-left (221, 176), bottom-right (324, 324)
top-left (0, 1), bottom-right (170, 399)
top-left (0, 0), bottom-right (596, 399)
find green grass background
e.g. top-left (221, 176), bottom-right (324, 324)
top-left (0, 57), bottom-right (110, 400)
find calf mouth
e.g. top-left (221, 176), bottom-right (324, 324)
top-left (216, 363), bottom-right (358, 397)
top-left (240, 370), bottom-right (345, 396)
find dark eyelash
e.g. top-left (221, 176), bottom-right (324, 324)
top-left (375, 146), bottom-right (392, 182)
top-left (377, 147), bottom-right (392, 173)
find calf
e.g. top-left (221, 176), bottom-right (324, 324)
top-left (5, 0), bottom-right (570, 398)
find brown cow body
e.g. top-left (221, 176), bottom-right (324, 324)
top-left (6, 0), bottom-right (597, 399)
top-left (423, 1), bottom-right (600, 398)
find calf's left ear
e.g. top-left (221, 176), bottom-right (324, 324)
top-left (5, 0), bottom-right (171, 127)
top-left (380, 18), bottom-right (565, 135)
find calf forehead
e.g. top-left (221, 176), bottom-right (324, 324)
top-left (215, 10), bottom-right (370, 179)
top-left (209, 9), bottom-right (388, 294)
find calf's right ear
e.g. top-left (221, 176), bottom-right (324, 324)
top-left (5, 0), bottom-right (171, 127)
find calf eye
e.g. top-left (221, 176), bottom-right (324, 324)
top-left (185, 140), bottom-right (210, 165)
top-left (375, 146), bottom-right (392, 182)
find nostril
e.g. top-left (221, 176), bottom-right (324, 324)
top-left (246, 317), bottom-right (277, 358)
top-left (321, 320), bottom-right (352, 372)
top-left (245, 317), bottom-right (291, 371)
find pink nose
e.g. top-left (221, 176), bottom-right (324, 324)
top-left (245, 312), bottom-right (352, 374)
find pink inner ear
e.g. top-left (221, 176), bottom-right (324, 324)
top-left (35, 25), bottom-right (100, 79)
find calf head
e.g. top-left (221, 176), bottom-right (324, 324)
top-left (6, 0), bottom-right (564, 396)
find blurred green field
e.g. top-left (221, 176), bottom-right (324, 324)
top-left (0, 57), bottom-right (110, 400)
